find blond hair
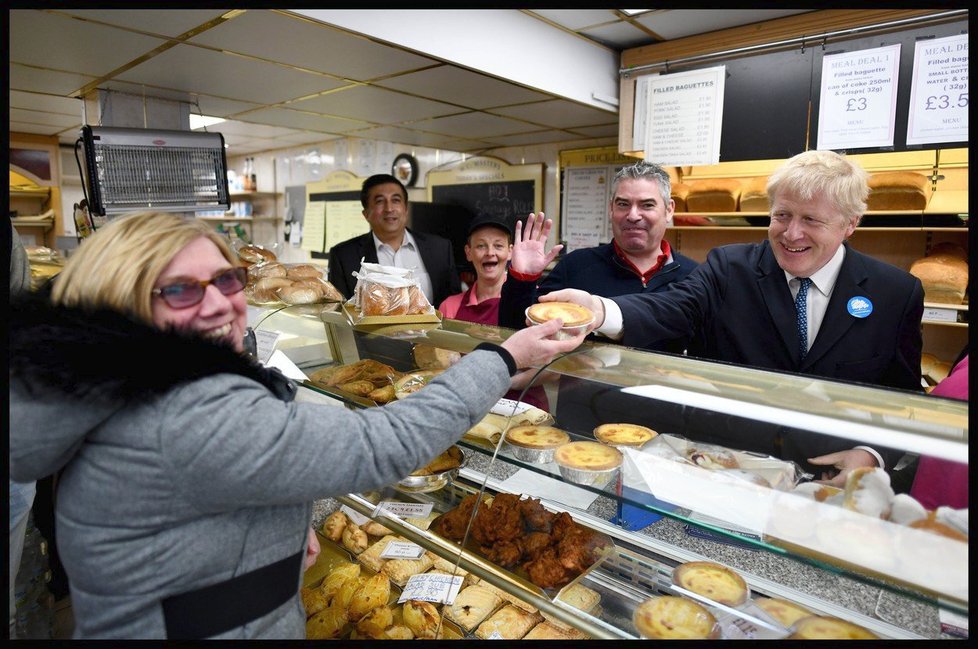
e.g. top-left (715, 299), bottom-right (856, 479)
top-left (51, 212), bottom-right (235, 323)
top-left (766, 150), bottom-right (869, 225)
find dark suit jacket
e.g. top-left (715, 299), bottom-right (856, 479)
top-left (612, 241), bottom-right (924, 473)
top-left (327, 229), bottom-right (461, 307)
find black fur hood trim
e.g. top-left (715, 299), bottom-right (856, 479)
top-left (9, 292), bottom-right (295, 403)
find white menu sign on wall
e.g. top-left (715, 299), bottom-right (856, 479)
top-left (644, 65), bottom-right (725, 166)
top-left (562, 166), bottom-right (612, 250)
top-left (816, 44), bottom-right (901, 150)
top-left (906, 33), bottom-right (969, 145)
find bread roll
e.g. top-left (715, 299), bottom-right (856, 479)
top-left (739, 176), bottom-right (769, 212)
top-left (238, 244), bottom-right (277, 265)
top-left (867, 172), bottom-right (931, 210)
top-left (279, 285), bottom-right (322, 305)
top-left (685, 178), bottom-right (742, 212)
top-left (251, 261), bottom-right (287, 279)
top-left (287, 263), bottom-right (323, 280)
top-left (671, 182), bottom-right (691, 212)
top-left (407, 285), bottom-right (430, 314)
top-left (253, 277), bottom-right (292, 302)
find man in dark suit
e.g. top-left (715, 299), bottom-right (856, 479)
top-left (544, 150), bottom-right (924, 487)
top-left (327, 174), bottom-right (460, 307)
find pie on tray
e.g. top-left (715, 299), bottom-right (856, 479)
top-left (671, 560), bottom-right (749, 607)
top-left (593, 423), bottom-right (657, 448)
top-left (554, 441), bottom-right (623, 471)
top-left (505, 425), bottom-right (571, 449)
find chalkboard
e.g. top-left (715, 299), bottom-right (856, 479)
top-left (431, 180), bottom-right (535, 238)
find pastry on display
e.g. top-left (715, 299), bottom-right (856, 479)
top-left (633, 595), bottom-right (720, 639)
top-left (354, 604), bottom-right (393, 638)
top-left (321, 510), bottom-right (349, 542)
top-left (788, 614), bottom-right (878, 639)
top-left (886, 493), bottom-right (928, 526)
top-left (504, 425), bottom-right (571, 463)
top-left (444, 585), bottom-right (503, 631)
top-left (593, 423), bottom-right (657, 448)
top-left (381, 553), bottom-right (434, 587)
top-left (401, 600), bottom-right (440, 639)
top-left (305, 604), bottom-right (349, 639)
top-left (686, 445), bottom-right (740, 470)
top-left (411, 445), bottom-right (464, 476)
top-left (237, 244), bottom-right (278, 265)
top-left (332, 575), bottom-right (365, 611)
top-left (755, 597), bottom-right (813, 628)
top-left (474, 603), bottom-right (543, 639)
top-left (300, 584), bottom-right (330, 618)
top-left (541, 582), bottom-right (600, 630)
top-left (524, 621), bottom-right (589, 640)
top-left (412, 343), bottom-right (461, 369)
top-left (341, 524), bottom-right (369, 554)
top-left (393, 370), bottom-right (443, 399)
top-left (321, 563), bottom-right (361, 602)
top-left (672, 561), bottom-right (750, 607)
top-left (348, 573), bottom-right (391, 621)
top-left (842, 467), bottom-right (894, 519)
top-left (554, 441), bottom-right (623, 487)
top-left (357, 535), bottom-right (401, 573)
top-left (360, 520), bottom-right (393, 537)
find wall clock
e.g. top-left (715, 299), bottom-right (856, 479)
top-left (392, 153), bottom-right (419, 187)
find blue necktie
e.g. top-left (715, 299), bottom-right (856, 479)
top-left (795, 277), bottom-right (811, 361)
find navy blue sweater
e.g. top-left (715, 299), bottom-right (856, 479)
top-left (498, 241), bottom-right (699, 352)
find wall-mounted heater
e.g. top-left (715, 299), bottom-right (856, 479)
top-left (81, 125), bottom-right (230, 216)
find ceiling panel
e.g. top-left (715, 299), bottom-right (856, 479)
top-left (580, 21), bottom-right (654, 50)
top-left (9, 11), bottom-right (168, 77)
top-left (189, 10), bottom-right (439, 81)
top-left (201, 120), bottom-right (299, 139)
top-left (239, 107), bottom-right (372, 134)
top-left (54, 9), bottom-right (232, 38)
top-left (490, 99), bottom-right (616, 129)
top-left (8, 63), bottom-right (97, 96)
top-left (274, 131), bottom-right (342, 145)
top-left (528, 9), bottom-right (621, 31)
top-left (114, 44), bottom-right (350, 105)
top-left (488, 129), bottom-right (592, 147)
top-left (10, 121), bottom-right (73, 137)
top-left (635, 9), bottom-right (810, 40)
top-left (566, 123), bottom-right (620, 138)
top-left (9, 90), bottom-right (83, 117)
top-left (374, 65), bottom-right (551, 110)
top-left (408, 112), bottom-right (544, 138)
top-left (96, 80), bottom-right (263, 119)
top-left (350, 125), bottom-right (492, 152)
top-left (289, 85), bottom-right (463, 124)
top-left (9, 108), bottom-right (81, 128)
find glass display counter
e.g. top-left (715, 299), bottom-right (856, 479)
top-left (253, 304), bottom-right (968, 640)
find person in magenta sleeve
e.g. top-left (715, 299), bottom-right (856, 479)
top-left (910, 353), bottom-right (968, 510)
top-left (440, 215), bottom-right (549, 411)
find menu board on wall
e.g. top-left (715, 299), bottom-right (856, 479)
top-left (559, 148), bottom-right (637, 253)
top-left (906, 33), bottom-right (969, 146)
top-left (306, 170), bottom-right (367, 259)
top-left (816, 44), bottom-right (901, 150)
top-left (644, 65), bottom-right (726, 166)
top-left (427, 157), bottom-right (543, 239)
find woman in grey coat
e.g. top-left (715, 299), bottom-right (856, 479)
top-left (8, 211), bottom-right (584, 639)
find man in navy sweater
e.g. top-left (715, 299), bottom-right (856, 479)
top-left (498, 161), bottom-right (698, 353)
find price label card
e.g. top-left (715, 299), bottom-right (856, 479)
top-left (380, 540), bottom-right (425, 560)
top-left (490, 398), bottom-right (535, 417)
top-left (339, 505), bottom-right (371, 526)
top-left (907, 33), bottom-right (968, 146)
top-left (923, 307), bottom-right (958, 323)
top-left (398, 572), bottom-right (463, 605)
top-left (254, 329), bottom-right (280, 365)
top-left (374, 502), bottom-right (434, 519)
top-left (817, 44), bottom-right (901, 150)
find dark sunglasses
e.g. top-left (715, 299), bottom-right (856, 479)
top-left (152, 267), bottom-right (247, 309)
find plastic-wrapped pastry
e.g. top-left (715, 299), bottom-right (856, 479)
top-left (633, 595), bottom-right (719, 639)
top-left (788, 615), bottom-right (877, 639)
top-left (672, 561), bottom-right (749, 607)
top-left (755, 597), bottom-right (813, 628)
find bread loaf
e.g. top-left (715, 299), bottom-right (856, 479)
top-left (251, 261), bottom-right (288, 279)
top-left (867, 172), bottom-right (931, 210)
top-left (685, 178), bottom-right (742, 212)
top-left (286, 263), bottom-right (324, 280)
top-left (738, 176), bottom-right (769, 212)
top-left (910, 245), bottom-right (968, 304)
top-left (279, 285), bottom-right (323, 305)
top-left (671, 182), bottom-right (691, 212)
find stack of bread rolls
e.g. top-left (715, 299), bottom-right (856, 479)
top-left (245, 261), bottom-right (343, 305)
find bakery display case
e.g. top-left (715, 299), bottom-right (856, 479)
top-left (254, 305), bottom-right (969, 640)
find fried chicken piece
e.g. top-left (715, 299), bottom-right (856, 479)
top-left (432, 493), bottom-right (480, 542)
top-left (483, 540), bottom-right (522, 568)
top-left (557, 528), bottom-right (599, 574)
top-left (549, 511), bottom-right (577, 541)
top-left (523, 547), bottom-right (573, 590)
top-left (470, 494), bottom-right (523, 546)
top-left (519, 497), bottom-right (555, 533)
top-left (521, 531), bottom-right (552, 561)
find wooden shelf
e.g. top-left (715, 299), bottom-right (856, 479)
top-left (230, 191), bottom-right (281, 199)
top-left (197, 215), bottom-right (282, 223)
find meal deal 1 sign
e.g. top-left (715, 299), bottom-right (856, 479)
top-left (817, 44), bottom-right (901, 150)
top-left (906, 33), bottom-right (969, 145)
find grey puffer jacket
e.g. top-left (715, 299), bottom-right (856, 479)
top-left (9, 296), bottom-right (511, 638)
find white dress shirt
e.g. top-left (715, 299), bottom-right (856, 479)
top-left (373, 230), bottom-right (434, 302)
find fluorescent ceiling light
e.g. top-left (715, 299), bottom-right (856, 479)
top-left (621, 9), bottom-right (651, 16)
top-left (189, 114), bottom-right (226, 130)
